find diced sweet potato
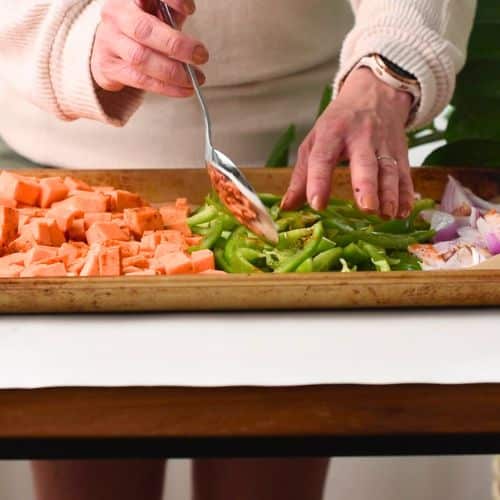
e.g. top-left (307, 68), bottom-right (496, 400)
top-left (68, 256), bottom-right (86, 275)
top-left (84, 212), bottom-right (112, 230)
top-left (58, 242), bottom-right (84, 266)
top-left (39, 177), bottom-right (69, 208)
top-left (86, 222), bottom-right (129, 245)
top-left (64, 176), bottom-right (92, 192)
top-left (0, 171), bottom-right (40, 206)
top-left (191, 249), bottom-right (215, 273)
top-left (147, 258), bottom-right (165, 275)
top-left (159, 204), bottom-right (188, 227)
top-left (125, 269), bottom-right (156, 276)
top-left (122, 255), bottom-right (149, 269)
top-left (52, 192), bottom-right (108, 213)
top-left (23, 218), bottom-right (65, 246)
top-left (140, 231), bottom-right (162, 251)
top-left (185, 235), bottom-right (203, 247)
top-left (8, 232), bottom-right (36, 253)
top-left (21, 262), bottom-right (66, 277)
top-left (159, 230), bottom-right (184, 245)
top-left (80, 249), bottom-right (100, 277)
top-left (0, 206), bottom-right (19, 246)
top-left (68, 218), bottom-right (86, 241)
top-left (0, 252), bottom-right (25, 266)
top-left (0, 197), bottom-right (17, 208)
top-left (48, 219), bottom-right (65, 246)
top-left (124, 207), bottom-right (163, 238)
top-left (25, 245), bottom-right (59, 266)
top-left (0, 264), bottom-right (23, 277)
top-left (200, 269), bottom-right (227, 275)
top-left (98, 246), bottom-right (121, 276)
top-left (47, 208), bottom-right (84, 232)
top-left (160, 252), bottom-right (193, 275)
top-left (154, 242), bottom-right (182, 258)
top-left (123, 265), bottom-right (142, 274)
top-left (109, 190), bottom-right (143, 211)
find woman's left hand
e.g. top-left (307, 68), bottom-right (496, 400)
top-left (281, 68), bottom-right (414, 219)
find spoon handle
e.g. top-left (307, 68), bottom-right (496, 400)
top-left (156, 1), bottom-right (212, 145)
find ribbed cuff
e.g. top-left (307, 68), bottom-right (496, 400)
top-left (333, 27), bottom-right (455, 129)
top-left (50, 0), bottom-right (144, 126)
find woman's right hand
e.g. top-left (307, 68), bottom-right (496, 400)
top-left (91, 0), bottom-right (208, 97)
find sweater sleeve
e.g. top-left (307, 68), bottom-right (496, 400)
top-left (0, 0), bottom-right (143, 126)
top-left (334, 0), bottom-right (477, 128)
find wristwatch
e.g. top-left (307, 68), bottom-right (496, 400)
top-left (348, 53), bottom-right (421, 121)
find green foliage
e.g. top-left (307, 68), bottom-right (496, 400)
top-left (423, 0), bottom-right (500, 166)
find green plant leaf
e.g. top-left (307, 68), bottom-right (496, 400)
top-left (316, 85), bottom-right (333, 118)
top-left (423, 139), bottom-right (500, 167)
top-left (265, 124), bottom-right (296, 168)
top-left (446, 99), bottom-right (500, 143)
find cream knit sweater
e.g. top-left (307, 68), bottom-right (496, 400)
top-left (0, 0), bottom-right (476, 169)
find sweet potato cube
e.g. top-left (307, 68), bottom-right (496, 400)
top-left (80, 250), bottom-right (100, 277)
top-left (25, 245), bottom-right (59, 266)
top-left (200, 269), bottom-right (227, 275)
top-left (0, 171), bottom-right (40, 206)
top-left (122, 255), bottom-right (149, 269)
top-left (93, 186), bottom-right (115, 193)
top-left (84, 212), bottom-right (112, 230)
top-left (0, 206), bottom-right (19, 246)
top-left (123, 265), bottom-right (142, 274)
top-left (22, 220), bottom-right (51, 246)
top-left (39, 177), bottom-right (69, 208)
top-left (0, 264), bottom-right (23, 277)
top-left (109, 190), bottom-right (143, 211)
top-left (0, 197), bottom-right (17, 208)
top-left (0, 252), bottom-right (25, 266)
top-left (58, 242), bottom-right (82, 266)
top-left (47, 208), bottom-right (84, 232)
top-left (21, 262), bottom-right (66, 277)
top-left (52, 192), bottom-right (108, 213)
top-left (191, 249), bottom-right (215, 273)
top-left (159, 204), bottom-right (187, 227)
top-left (98, 246), bottom-right (121, 276)
top-left (140, 231), bottom-right (162, 251)
top-left (159, 230), bottom-right (184, 245)
top-left (125, 269), bottom-right (156, 276)
top-left (124, 207), bottom-right (163, 238)
top-left (47, 218), bottom-right (65, 246)
top-left (160, 252), bottom-right (193, 275)
top-left (68, 256), bottom-right (86, 275)
top-left (86, 222), bottom-right (129, 245)
top-left (8, 232), bottom-right (35, 253)
top-left (68, 218), bottom-right (86, 242)
top-left (64, 176), bottom-right (92, 192)
top-left (186, 235), bottom-right (203, 247)
top-left (154, 242), bottom-right (182, 258)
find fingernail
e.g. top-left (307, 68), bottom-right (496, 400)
top-left (311, 195), bottom-right (322, 211)
top-left (280, 192), bottom-right (290, 209)
top-left (184, 0), bottom-right (196, 14)
top-left (192, 45), bottom-right (209, 64)
top-left (399, 206), bottom-right (411, 218)
top-left (194, 69), bottom-right (205, 85)
top-left (359, 194), bottom-right (379, 212)
top-left (382, 201), bottom-right (396, 218)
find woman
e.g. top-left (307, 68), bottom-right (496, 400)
top-left (0, 1), bottom-right (475, 499)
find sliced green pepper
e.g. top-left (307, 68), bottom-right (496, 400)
top-left (312, 248), bottom-right (343, 272)
top-left (407, 198), bottom-right (435, 231)
top-left (343, 242), bottom-right (370, 266)
top-left (258, 193), bottom-right (282, 207)
top-left (276, 222), bottom-right (324, 273)
top-left (231, 248), bottom-right (263, 273)
top-left (296, 258), bottom-right (314, 273)
top-left (316, 237), bottom-right (336, 253)
top-left (333, 229), bottom-right (435, 250)
top-left (358, 241), bottom-right (391, 272)
top-left (189, 218), bottom-right (224, 251)
top-left (277, 227), bottom-right (313, 250)
top-left (187, 205), bottom-right (218, 227)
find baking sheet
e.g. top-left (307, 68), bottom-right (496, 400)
top-left (2, 309), bottom-right (500, 389)
top-left (1, 167), bottom-right (500, 313)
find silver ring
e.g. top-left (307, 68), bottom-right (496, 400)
top-left (376, 155), bottom-right (398, 166)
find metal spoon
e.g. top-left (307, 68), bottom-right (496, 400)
top-left (157, 2), bottom-right (279, 244)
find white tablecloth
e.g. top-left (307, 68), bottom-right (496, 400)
top-left (1, 309), bottom-right (499, 389)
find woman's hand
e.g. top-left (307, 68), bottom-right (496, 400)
top-left (281, 68), bottom-right (414, 219)
top-left (91, 0), bottom-right (208, 98)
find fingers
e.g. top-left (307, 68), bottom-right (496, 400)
top-left (281, 136), bottom-right (312, 210)
top-left (376, 149), bottom-right (399, 219)
top-left (103, 0), bottom-right (209, 65)
top-left (112, 33), bottom-right (205, 87)
top-left (348, 142), bottom-right (379, 213)
top-left (397, 151), bottom-right (415, 218)
top-left (103, 56), bottom-right (195, 97)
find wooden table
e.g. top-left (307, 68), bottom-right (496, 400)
top-left (2, 384), bottom-right (500, 459)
